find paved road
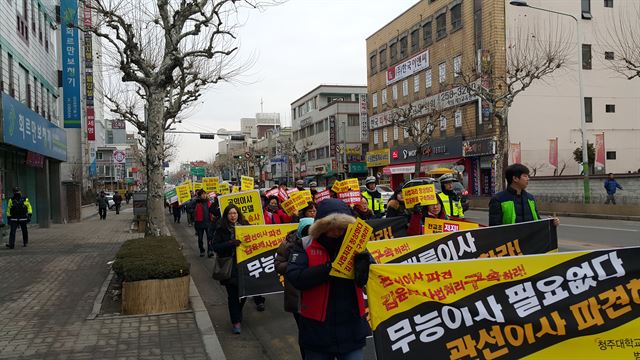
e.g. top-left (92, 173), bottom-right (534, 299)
top-left (464, 210), bottom-right (640, 251)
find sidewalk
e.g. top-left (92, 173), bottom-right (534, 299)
top-left (0, 208), bottom-right (209, 359)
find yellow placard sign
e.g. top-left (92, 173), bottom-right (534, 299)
top-left (424, 218), bottom-right (480, 234)
top-left (217, 182), bottom-right (230, 195)
top-left (218, 190), bottom-right (265, 225)
top-left (176, 184), bottom-right (191, 205)
top-left (202, 177), bottom-right (219, 193)
top-left (402, 184), bottom-right (437, 209)
top-left (343, 178), bottom-right (360, 191)
top-left (241, 176), bottom-right (254, 191)
top-left (281, 191), bottom-right (310, 216)
top-left (193, 182), bottom-right (203, 191)
top-left (330, 218), bottom-right (373, 279)
top-left (235, 224), bottom-right (298, 263)
top-left (232, 185), bottom-right (240, 193)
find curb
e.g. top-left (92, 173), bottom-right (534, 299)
top-left (469, 207), bottom-right (640, 222)
top-left (190, 277), bottom-right (226, 360)
top-left (87, 269), bottom-right (114, 320)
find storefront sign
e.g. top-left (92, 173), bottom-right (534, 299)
top-left (349, 162), bottom-right (368, 174)
top-left (25, 152), bottom-right (45, 168)
top-left (346, 143), bottom-right (362, 156)
top-left (462, 137), bottom-right (496, 157)
top-left (366, 148), bottom-right (391, 167)
top-left (111, 120), bottom-right (126, 129)
top-left (113, 150), bottom-right (126, 164)
top-left (389, 137), bottom-right (463, 165)
top-left (386, 49), bottom-right (429, 85)
top-left (1, 93), bottom-right (67, 161)
top-left (61, 0), bottom-right (81, 128)
top-left (359, 94), bottom-right (369, 141)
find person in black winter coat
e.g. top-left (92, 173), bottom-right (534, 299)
top-left (286, 199), bottom-right (371, 360)
top-left (211, 204), bottom-right (265, 334)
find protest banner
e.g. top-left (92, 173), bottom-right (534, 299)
top-left (314, 189), bottom-right (331, 203)
top-left (278, 188), bottom-right (289, 201)
top-left (281, 192), bottom-right (309, 216)
top-left (297, 190), bottom-right (313, 203)
top-left (164, 189), bottom-right (178, 204)
top-left (331, 180), bottom-right (347, 194)
top-left (202, 177), bottom-right (219, 193)
top-left (218, 190), bottom-right (265, 225)
top-left (193, 182), bottom-right (203, 191)
top-left (367, 246), bottom-right (640, 360)
top-left (232, 185), bottom-right (240, 193)
top-left (176, 184), bottom-right (191, 205)
top-left (330, 218), bottom-right (373, 279)
top-left (366, 219), bottom-right (558, 264)
top-left (367, 217), bottom-right (409, 240)
top-left (235, 224), bottom-right (298, 298)
top-left (402, 184), bottom-right (437, 209)
top-left (338, 191), bottom-right (363, 206)
top-left (343, 178), bottom-right (361, 191)
top-left (180, 179), bottom-right (192, 190)
top-left (265, 188), bottom-right (279, 198)
top-left (424, 218), bottom-right (481, 234)
top-left (217, 182), bottom-right (230, 195)
top-left (241, 176), bottom-right (254, 191)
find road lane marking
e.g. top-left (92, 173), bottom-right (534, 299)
top-left (561, 224), bottom-right (638, 232)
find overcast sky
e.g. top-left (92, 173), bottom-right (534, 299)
top-left (166, 0), bottom-right (418, 171)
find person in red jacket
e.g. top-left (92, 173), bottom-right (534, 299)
top-left (264, 196), bottom-right (292, 224)
top-left (407, 193), bottom-right (448, 236)
top-left (193, 189), bottom-right (217, 257)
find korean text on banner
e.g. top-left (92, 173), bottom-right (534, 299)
top-left (202, 177), bottom-right (219, 193)
top-left (367, 246), bottom-right (640, 360)
top-left (402, 184), bottom-right (437, 209)
top-left (314, 189), bottom-right (331, 203)
top-left (330, 218), bottom-right (373, 279)
top-left (232, 185), bottom-right (240, 193)
top-left (218, 190), bottom-right (264, 225)
top-left (424, 218), bottom-right (480, 234)
top-left (241, 176), bottom-right (254, 191)
top-left (265, 188), bottom-right (279, 198)
top-left (366, 219), bottom-right (558, 264)
top-left (193, 182), bottom-right (203, 191)
top-left (217, 182), bottom-right (230, 195)
top-left (281, 191), bottom-right (311, 216)
top-left (331, 180), bottom-right (347, 194)
top-left (343, 178), bottom-right (360, 191)
top-left (338, 191), bottom-right (362, 206)
top-left (176, 184), bottom-right (191, 205)
top-left (235, 224), bottom-right (298, 298)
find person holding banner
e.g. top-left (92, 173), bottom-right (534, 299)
top-left (286, 199), bottom-right (370, 360)
top-left (292, 202), bottom-right (318, 223)
top-left (264, 196), bottom-right (293, 224)
top-left (407, 195), bottom-right (448, 236)
top-left (385, 188), bottom-right (407, 218)
top-left (212, 204), bottom-right (266, 334)
top-left (489, 163), bottom-right (560, 227)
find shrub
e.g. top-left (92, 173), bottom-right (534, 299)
top-left (113, 236), bottom-right (190, 282)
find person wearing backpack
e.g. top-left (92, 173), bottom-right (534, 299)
top-left (6, 187), bottom-right (32, 249)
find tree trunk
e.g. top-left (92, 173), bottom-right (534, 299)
top-left (494, 114), bottom-right (509, 192)
top-left (145, 89), bottom-right (169, 237)
top-left (414, 145), bottom-right (423, 179)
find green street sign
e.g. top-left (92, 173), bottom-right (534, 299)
top-left (349, 162), bottom-right (368, 174)
top-left (190, 167), bottom-right (205, 177)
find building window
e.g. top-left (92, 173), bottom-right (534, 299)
top-left (392, 85), bottom-right (398, 101)
top-left (382, 128), bottom-right (388, 144)
top-left (414, 75), bottom-right (420, 93)
top-left (451, 3), bottom-right (462, 31)
top-left (584, 97), bottom-right (593, 123)
top-left (379, 48), bottom-right (387, 69)
top-left (8, 54), bottom-right (15, 97)
top-left (439, 115), bottom-right (447, 131)
top-left (38, 7), bottom-right (43, 43)
top-left (393, 125), bottom-right (399, 141)
top-left (316, 120), bottom-right (324, 133)
top-left (402, 79), bottom-right (409, 97)
top-left (439, 62), bottom-right (446, 83)
top-left (606, 151), bottom-right (616, 160)
top-left (604, 51), bottom-right (614, 60)
top-left (399, 36), bottom-right (408, 59)
top-left (372, 92), bottom-right (378, 108)
top-left (436, 12), bottom-right (447, 40)
top-left (454, 110), bottom-right (462, 128)
top-left (348, 114), bottom-right (359, 126)
top-left (373, 130), bottom-right (379, 145)
top-left (316, 148), bottom-right (325, 159)
top-left (604, 0), bottom-right (613, 8)
top-left (422, 20), bottom-right (433, 46)
top-left (411, 28), bottom-right (420, 53)
top-left (425, 69), bottom-right (432, 89)
top-left (582, 0), bottom-right (592, 19)
top-left (390, 42), bottom-right (398, 64)
top-left (382, 88), bottom-right (388, 104)
top-left (453, 55), bottom-right (462, 77)
top-left (582, 44), bottom-right (592, 70)
top-left (97, 152), bottom-right (103, 160)
top-left (369, 53), bottom-right (377, 74)
top-left (308, 125), bottom-right (315, 136)
top-left (605, 104), bottom-right (616, 113)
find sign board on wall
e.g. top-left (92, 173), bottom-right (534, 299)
top-left (386, 49), bottom-right (429, 85)
top-left (61, 0), bottom-right (81, 128)
top-left (359, 94), bottom-right (369, 141)
top-left (113, 150), bottom-right (126, 164)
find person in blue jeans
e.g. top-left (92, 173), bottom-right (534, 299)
top-left (604, 173), bottom-right (623, 204)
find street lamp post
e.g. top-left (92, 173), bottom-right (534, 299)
top-left (510, 0), bottom-right (590, 203)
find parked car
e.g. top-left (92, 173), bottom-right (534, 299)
top-left (401, 177), bottom-right (469, 212)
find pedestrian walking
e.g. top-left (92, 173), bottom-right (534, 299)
top-left (96, 191), bottom-right (108, 220)
top-left (193, 189), bottom-right (216, 257)
top-left (172, 202), bottom-right (182, 223)
top-left (286, 198), bottom-right (371, 360)
top-left (125, 190), bottom-right (132, 205)
top-left (489, 163), bottom-right (560, 227)
top-left (604, 173), bottom-right (623, 205)
top-left (6, 187), bottom-right (32, 249)
top-left (113, 192), bottom-right (123, 214)
top-left (212, 204), bottom-right (265, 334)
top-left (437, 173), bottom-right (464, 219)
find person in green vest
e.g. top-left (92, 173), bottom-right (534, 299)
top-left (361, 176), bottom-right (384, 218)
top-left (489, 163), bottom-right (560, 227)
top-left (437, 173), bottom-right (464, 219)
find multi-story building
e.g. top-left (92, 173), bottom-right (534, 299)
top-left (291, 85), bottom-right (369, 186)
top-left (253, 127), bottom-right (291, 187)
top-left (367, 0), bottom-right (640, 194)
top-left (0, 0), bottom-right (67, 225)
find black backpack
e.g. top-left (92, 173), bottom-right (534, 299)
top-left (12, 198), bottom-right (28, 218)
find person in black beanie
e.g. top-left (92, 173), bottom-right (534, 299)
top-left (286, 198), bottom-right (371, 360)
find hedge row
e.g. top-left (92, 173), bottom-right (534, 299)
top-left (112, 236), bottom-right (190, 282)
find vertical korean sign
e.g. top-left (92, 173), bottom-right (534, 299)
top-left (359, 94), bottom-right (369, 141)
top-left (83, 0), bottom-right (95, 140)
top-left (549, 137), bottom-right (558, 168)
top-left (329, 115), bottom-right (337, 158)
top-left (61, 0), bottom-right (81, 128)
top-left (510, 143), bottom-right (521, 164)
top-left (595, 133), bottom-right (605, 171)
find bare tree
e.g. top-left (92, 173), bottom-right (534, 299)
top-left (80, 0), bottom-right (277, 236)
top-left (524, 162), bottom-right (546, 177)
top-left (389, 102), bottom-right (441, 178)
top-left (601, 2), bottom-right (640, 80)
top-left (278, 138), bottom-right (311, 182)
top-left (459, 21), bottom-right (571, 190)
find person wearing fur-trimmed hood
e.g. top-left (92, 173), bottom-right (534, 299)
top-left (286, 198), bottom-right (371, 360)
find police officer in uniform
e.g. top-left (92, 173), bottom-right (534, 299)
top-left (361, 176), bottom-right (384, 218)
top-left (6, 187), bottom-right (33, 249)
top-left (437, 173), bottom-right (464, 219)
